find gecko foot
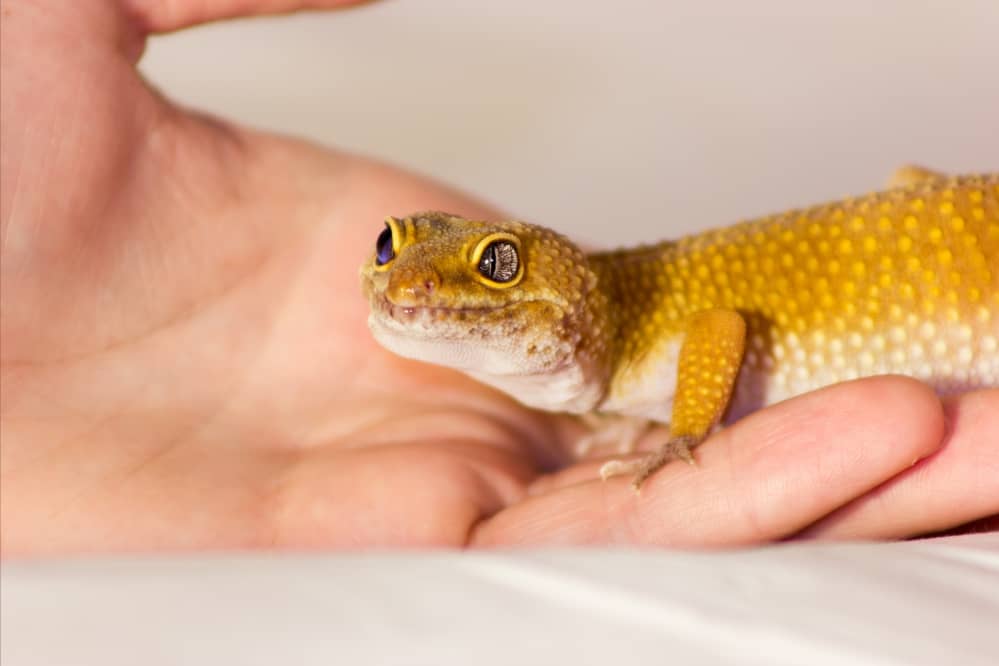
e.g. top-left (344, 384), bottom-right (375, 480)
top-left (599, 435), bottom-right (700, 491)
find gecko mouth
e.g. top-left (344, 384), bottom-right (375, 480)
top-left (368, 292), bottom-right (535, 347)
top-left (371, 293), bottom-right (513, 325)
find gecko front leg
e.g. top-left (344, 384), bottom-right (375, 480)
top-left (601, 309), bottom-right (747, 490)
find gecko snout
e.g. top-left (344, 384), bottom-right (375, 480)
top-left (386, 267), bottom-right (440, 304)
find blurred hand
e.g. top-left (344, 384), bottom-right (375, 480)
top-left (2, 0), bottom-right (996, 556)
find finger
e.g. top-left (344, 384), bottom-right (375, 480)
top-left (798, 389), bottom-right (999, 540)
top-left (124, 0), bottom-right (375, 35)
top-left (470, 376), bottom-right (944, 547)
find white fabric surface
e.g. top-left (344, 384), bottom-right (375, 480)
top-left (4, 534), bottom-right (998, 665)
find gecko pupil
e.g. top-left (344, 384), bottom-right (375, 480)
top-left (375, 224), bottom-right (394, 265)
top-left (478, 241), bottom-right (519, 283)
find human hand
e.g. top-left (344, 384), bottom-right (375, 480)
top-left (2, 0), bottom-right (996, 556)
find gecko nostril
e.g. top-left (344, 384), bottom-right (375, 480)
top-left (401, 279), bottom-right (435, 300)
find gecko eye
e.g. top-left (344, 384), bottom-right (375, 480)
top-left (375, 224), bottom-right (395, 265)
top-left (477, 240), bottom-right (519, 283)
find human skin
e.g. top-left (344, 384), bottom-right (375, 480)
top-left (1, 0), bottom-right (997, 557)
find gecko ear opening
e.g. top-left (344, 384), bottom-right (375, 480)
top-left (472, 233), bottom-right (524, 288)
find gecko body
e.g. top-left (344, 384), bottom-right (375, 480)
top-left (360, 168), bottom-right (999, 487)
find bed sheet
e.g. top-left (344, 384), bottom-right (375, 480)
top-left (3, 534), bottom-right (998, 665)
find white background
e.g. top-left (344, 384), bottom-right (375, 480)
top-left (140, 0), bottom-right (999, 245)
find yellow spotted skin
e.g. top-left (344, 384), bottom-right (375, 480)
top-left (361, 170), bottom-right (999, 488)
top-left (669, 310), bottom-right (746, 439)
top-left (591, 173), bottom-right (998, 419)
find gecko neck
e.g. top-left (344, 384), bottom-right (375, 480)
top-left (584, 242), bottom-right (693, 420)
top-left (588, 241), bottom-right (685, 365)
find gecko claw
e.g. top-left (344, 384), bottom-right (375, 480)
top-left (599, 434), bottom-right (701, 491)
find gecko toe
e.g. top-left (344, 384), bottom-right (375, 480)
top-left (668, 436), bottom-right (698, 466)
top-left (599, 459), bottom-right (639, 481)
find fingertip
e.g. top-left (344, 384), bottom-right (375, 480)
top-left (800, 388), bottom-right (999, 540)
top-left (841, 375), bottom-right (946, 458)
top-left (125, 0), bottom-right (376, 35)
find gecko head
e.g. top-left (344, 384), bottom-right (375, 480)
top-left (359, 212), bottom-right (605, 379)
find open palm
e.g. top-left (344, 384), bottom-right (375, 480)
top-left (2, 0), bottom-right (997, 556)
